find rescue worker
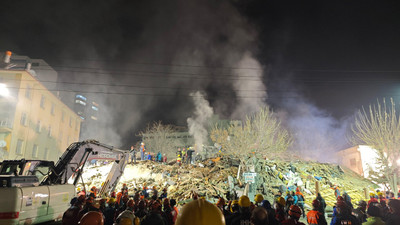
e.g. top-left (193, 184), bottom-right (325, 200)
top-left (285, 191), bottom-right (295, 215)
top-left (176, 149), bottom-right (182, 166)
top-left (351, 200), bottom-right (367, 224)
top-left (306, 199), bottom-right (327, 225)
top-left (216, 197), bottom-right (230, 217)
top-left (316, 193), bottom-right (326, 215)
top-left (135, 200), bottom-right (148, 222)
top-left (152, 186), bottom-right (158, 200)
top-left (261, 200), bottom-right (279, 225)
top-left (89, 186), bottom-right (97, 198)
top-left (281, 205), bottom-right (305, 225)
top-left (386, 199), bottom-right (400, 225)
top-left (103, 198), bottom-right (116, 225)
top-left (62, 195), bottom-right (86, 225)
top-left (250, 207), bottom-right (269, 225)
top-left (175, 198), bottom-right (225, 225)
top-left (363, 204), bottom-right (384, 225)
top-left (114, 206), bottom-right (135, 225)
top-left (170, 199), bottom-right (179, 224)
top-left (130, 146), bottom-right (137, 164)
top-left (162, 198), bottom-right (174, 225)
top-left (156, 151), bottom-right (162, 162)
top-left (163, 154), bottom-right (167, 163)
top-left (254, 194), bottom-right (264, 206)
top-left (230, 195), bottom-right (252, 225)
top-left (295, 187), bottom-right (305, 218)
top-left (186, 147), bottom-right (194, 164)
top-left (342, 191), bottom-right (353, 209)
top-left (78, 211), bottom-right (104, 225)
top-left (332, 185), bottom-right (340, 199)
top-left (181, 148), bottom-right (186, 163)
top-left (225, 200), bottom-right (240, 225)
top-left (368, 192), bottom-right (379, 208)
top-left (140, 142), bottom-right (145, 161)
top-left (160, 188), bottom-right (168, 199)
top-left (141, 200), bottom-right (167, 225)
top-left (332, 200), bottom-right (359, 225)
top-left (116, 188), bottom-right (124, 208)
top-left (275, 196), bottom-right (286, 222)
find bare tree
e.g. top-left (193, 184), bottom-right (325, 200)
top-left (351, 98), bottom-right (400, 193)
top-left (210, 106), bottom-right (292, 159)
top-left (139, 121), bottom-right (182, 158)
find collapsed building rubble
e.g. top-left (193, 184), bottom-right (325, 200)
top-left (79, 155), bottom-right (377, 208)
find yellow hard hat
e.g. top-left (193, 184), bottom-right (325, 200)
top-left (175, 199), bottom-right (225, 225)
top-left (239, 195), bottom-right (251, 207)
top-left (369, 192), bottom-right (375, 197)
top-left (276, 197), bottom-right (285, 206)
top-left (107, 198), bottom-right (116, 204)
top-left (119, 217), bottom-right (132, 225)
top-left (230, 200), bottom-right (239, 212)
top-left (254, 194), bottom-right (264, 203)
top-left (78, 211), bottom-right (104, 225)
top-left (77, 187), bottom-right (81, 192)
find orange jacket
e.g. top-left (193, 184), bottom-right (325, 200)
top-left (307, 210), bottom-right (322, 225)
top-left (116, 192), bottom-right (123, 205)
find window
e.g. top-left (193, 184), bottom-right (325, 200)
top-left (48, 125), bottom-right (52, 137)
top-left (43, 148), bottom-right (48, 160)
top-left (25, 85), bottom-right (32, 99)
top-left (40, 95), bottom-right (45, 109)
top-left (16, 139), bottom-right (23, 155)
top-left (32, 144), bottom-right (38, 158)
top-left (91, 106), bottom-right (98, 111)
top-left (76, 95), bottom-right (87, 101)
top-left (20, 112), bottom-right (27, 126)
top-left (350, 158), bottom-right (357, 167)
top-left (61, 111), bottom-right (65, 122)
top-left (36, 120), bottom-right (41, 133)
top-left (51, 103), bottom-right (55, 115)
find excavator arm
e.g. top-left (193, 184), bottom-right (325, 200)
top-left (42, 140), bottom-right (129, 195)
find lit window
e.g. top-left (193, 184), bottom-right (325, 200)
top-left (40, 95), bottom-right (45, 109)
top-left (16, 139), bottom-right (23, 155)
top-left (32, 144), bottom-right (38, 158)
top-left (20, 112), bottom-right (27, 126)
top-left (91, 106), bottom-right (99, 111)
top-left (91, 116), bottom-right (98, 121)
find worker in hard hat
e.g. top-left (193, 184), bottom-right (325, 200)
top-left (368, 192), bottom-right (378, 208)
top-left (274, 196), bottom-right (286, 222)
top-left (175, 198), bottom-right (225, 225)
top-left (140, 142), bottom-right (146, 161)
top-left (230, 195), bottom-right (251, 225)
top-left (89, 186), bottom-right (97, 198)
top-left (103, 198), bottom-right (116, 225)
top-left (151, 186), bottom-right (158, 200)
top-left (78, 211), bottom-right (104, 225)
top-left (134, 200), bottom-right (148, 221)
top-left (281, 205), bottom-right (305, 225)
top-left (254, 194), bottom-right (264, 206)
top-left (62, 195), bottom-right (86, 225)
top-left (306, 199), bottom-right (327, 225)
top-left (114, 205), bottom-right (135, 225)
top-left (225, 200), bottom-right (240, 225)
top-left (332, 200), bottom-right (359, 225)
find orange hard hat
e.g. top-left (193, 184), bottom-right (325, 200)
top-left (78, 211), bottom-right (104, 225)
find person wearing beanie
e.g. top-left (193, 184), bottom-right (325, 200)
top-left (363, 204), bottom-right (385, 225)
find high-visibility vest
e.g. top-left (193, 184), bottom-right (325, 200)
top-left (307, 210), bottom-right (321, 225)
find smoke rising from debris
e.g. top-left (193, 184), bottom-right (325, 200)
top-left (187, 92), bottom-right (214, 151)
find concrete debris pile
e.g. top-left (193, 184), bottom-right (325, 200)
top-left (79, 156), bottom-right (377, 206)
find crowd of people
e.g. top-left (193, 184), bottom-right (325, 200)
top-left (62, 184), bottom-right (400, 225)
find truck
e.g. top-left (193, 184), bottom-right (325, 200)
top-left (0, 140), bottom-right (129, 225)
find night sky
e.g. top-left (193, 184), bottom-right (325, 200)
top-left (1, 0), bottom-right (400, 156)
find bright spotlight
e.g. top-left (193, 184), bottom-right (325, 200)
top-left (0, 83), bottom-right (10, 97)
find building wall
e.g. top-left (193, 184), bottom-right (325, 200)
top-left (336, 146), bottom-right (364, 176)
top-left (0, 70), bottom-right (81, 162)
